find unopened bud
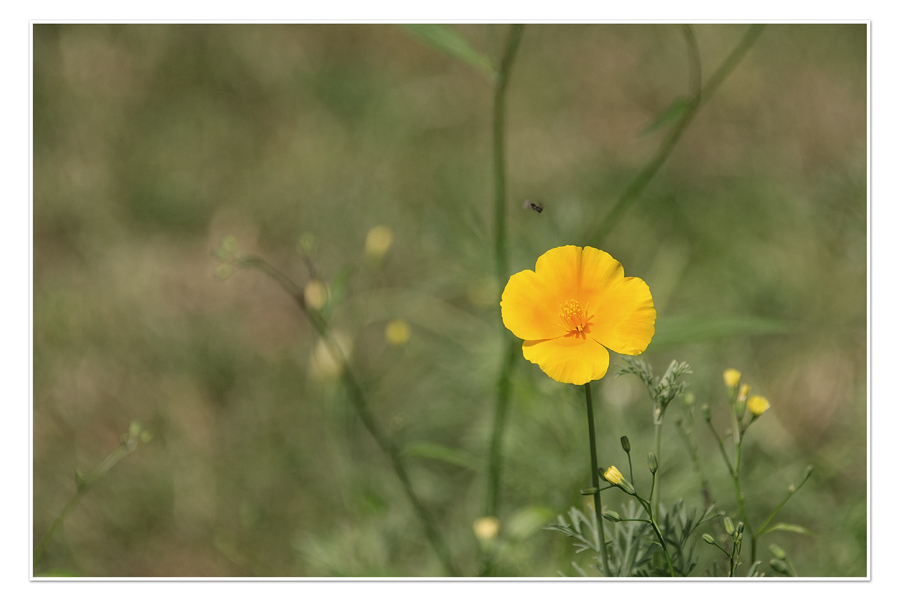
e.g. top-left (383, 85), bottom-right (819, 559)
top-left (580, 487), bottom-right (599, 496)
top-left (702, 534), bottom-right (716, 545)
top-left (724, 516), bottom-right (735, 535)
top-left (701, 404), bottom-right (711, 422)
top-left (602, 510), bottom-right (621, 523)
top-left (769, 558), bottom-right (790, 576)
top-left (648, 452), bottom-right (658, 474)
top-left (620, 436), bottom-right (631, 453)
top-left (684, 392), bottom-right (695, 406)
top-left (723, 369), bottom-right (741, 389)
top-left (769, 544), bottom-right (786, 560)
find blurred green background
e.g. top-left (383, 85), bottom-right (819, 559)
top-left (33, 24), bottom-right (867, 577)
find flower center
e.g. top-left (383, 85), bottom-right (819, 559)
top-left (559, 299), bottom-right (593, 339)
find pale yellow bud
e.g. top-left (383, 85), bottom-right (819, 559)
top-left (385, 319), bottom-right (411, 346)
top-left (738, 383), bottom-right (751, 402)
top-left (472, 516), bottom-right (500, 541)
top-left (723, 369), bottom-right (741, 388)
top-left (304, 280), bottom-right (329, 311)
top-left (365, 225), bottom-right (393, 259)
top-left (747, 396), bottom-right (771, 416)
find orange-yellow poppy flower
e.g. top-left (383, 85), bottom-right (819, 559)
top-left (500, 246), bottom-right (656, 385)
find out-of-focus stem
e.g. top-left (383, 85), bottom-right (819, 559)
top-left (589, 24), bottom-right (765, 247)
top-left (480, 24), bottom-right (524, 577)
top-left (240, 256), bottom-right (458, 577)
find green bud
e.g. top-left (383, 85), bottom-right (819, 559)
top-left (769, 544), bottom-right (786, 560)
top-left (602, 510), bottom-right (621, 523)
top-left (684, 392), bottom-right (695, 406)
top-left (702, 534), bottom-right (716, 545)
top-left (701, 404), bottom-right (711, 422)
top-left (724, 516), bottom-right (734, 535)
top-left (139, 430), bottom-right (154, 444)
top-left (804, 465), bottom-right (814, 480)
top-left (769, 558), bottom-right (790, 576)
top-left (735, 522), bottom-right (744, 540)
top-left (580, 487), bottom-right (599, 496)
top-left (129, 421), bottom-right (142, 438)
top-left (648, 452), bottom-right (658, 474)
top-left (620, 436), bottom-right (631, 453)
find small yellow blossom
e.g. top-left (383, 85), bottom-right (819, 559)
top-left (365, 225), bottom-right (394, 259)
top-left (723, 369), bottom-right (741, 389)
top-left (738, 383), bottom-right (751, 402)
top-left (472, 516), bottom-right (500, 541)
top-left (385, 319), bottom-right (411, 346)
top-left (747, 396), bottom-right (771, 416)
top-left (304, 280), bottom-right (329, 311)
top-left (500, 246), bottom-right (655, 385)
top-left (603, 466), bottom-right (624, 485)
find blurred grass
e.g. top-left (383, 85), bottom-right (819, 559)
top-left (33, 24), bottom-right (866, 577)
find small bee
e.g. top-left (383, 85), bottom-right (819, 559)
top-left (523, 200), bottom-right (543, 213)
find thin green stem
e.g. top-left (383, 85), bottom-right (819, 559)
top-left (584, 382), bottom-right (610, 577)
top-left (588, 24), bottom-right (765, 247)
top-left (756, 468), bottom-right (813, 538)
top-left (675, 417), bottom-right (713, 507)
top-left (479, 24), bottom-right (524, 577)
top-left (732, 441), bottom-right (756, 566)
top-left (633, 490), bottom-right (675, 577)
top-left (34, 434), bottom-right (140, 565)
top-left (239, 256), bottom-right (458, 577)
top-left (652, 420), bottom-right (662, 509)
top-left (491, 23), bottom-right (524, 287)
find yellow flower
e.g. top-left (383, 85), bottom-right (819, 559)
top-left (385, 319), bottom-right (411, 346)
top-left (747, 396), bottom-right (770, 416)
top-left (365, 225), bottom-right (393, 259)
top-left (472, 516), bottom-right (500, 541)
top-left (603, 466), bottom-right (624, 485)
top-left (500, 246), bottom-right (655, 385)
top-left (723, 368), bottom-right (741, 389)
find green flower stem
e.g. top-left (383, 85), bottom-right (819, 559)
top-left (652, 419), bottom-right (663, 508)
top-left (480, 24), bottom-right (524, 577)
top-left (732, 440), bottom-right (756, 566)
top-left (675, 417), bottom-right (713, 507)
top-left (584, 382), bottom-right (611, 577)
top-left (589, 24), bottom-right (765, 247)
top-left (491, 24), bottom-right (524, 288)
top-left (34, 432), bottom-right (141, 565)
top-left (631, 488), bottom-right (676, 577)
top-left (239, 256), bottom-right (458, 577)
top-left (756, 470), bottom-right (813, 538)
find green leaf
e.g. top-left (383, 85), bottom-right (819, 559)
top-left (648, 314), bottom-right (791, 351)
top-left (402, 25), bottom-right (493, 75)
top-left (760, 523), bottom-right (815, 537)
top-left (640, 97), bottom-right (692, 136)
top-left (401, 442), bottom-right (480, 471)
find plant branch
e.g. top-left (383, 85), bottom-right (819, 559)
top-left (588, 24), bottom-right (765, 247)
top-left (238, 255), bottom-right (458, 577)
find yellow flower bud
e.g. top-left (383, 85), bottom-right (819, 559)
top-left (385, 319), bottom-right (411, 346)
top-left (304, 280), bottom-right (329, 311)
top-left (365, 225), bottom-right (393, 259)
top-left (747, 396), bottom-right (770, 416)
top-left (603, 466), bottom-right (624, 485)
top-left (472, 516), bottom-right (500, 541)
top-left (723, 368), bottom-right (741, 389)
top-left (738, 383), bottom-right (751, 403)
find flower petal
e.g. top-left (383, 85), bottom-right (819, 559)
top-left (501, 246), bottom-right (582, 341)
top-left (578, 247), bottom-right (656, 355)
top-left (522, 336), bottom-right (610, 385)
